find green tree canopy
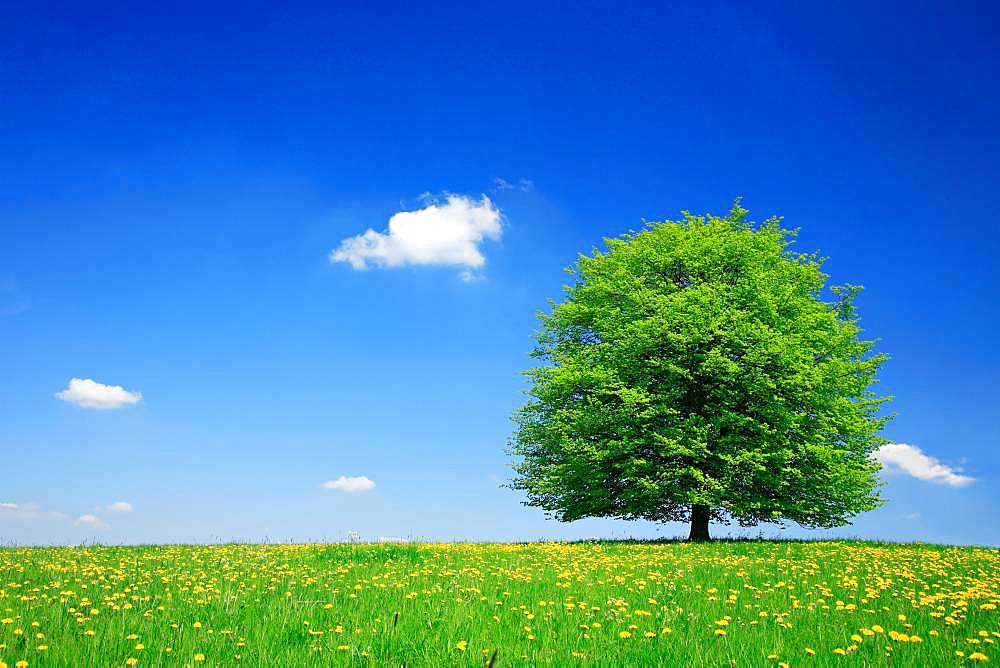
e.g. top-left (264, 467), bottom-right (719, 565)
top-left (508, 203), bottom-right (891, 540)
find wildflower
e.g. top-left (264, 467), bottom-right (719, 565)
top-left (456, 640), bottom-right (468, 651)
top-left (805, 647), bottom-right (816, 655)
top-left (619, 631), bottom-right (631, 638)
top-left (969, 653), bottom-right (989, 662)
top-left (193, 654), bottom-right (205, 662)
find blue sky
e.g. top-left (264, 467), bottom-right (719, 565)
top-left (2, 2), bottom-right (998, 546)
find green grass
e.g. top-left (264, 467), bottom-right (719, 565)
top-left (0, 540), bottom-right (997, 666)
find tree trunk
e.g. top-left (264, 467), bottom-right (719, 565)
top-left (688, 504), bottom-right (711, 541)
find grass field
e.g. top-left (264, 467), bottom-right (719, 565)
top-left (0, 540), bottom-right (997, 667)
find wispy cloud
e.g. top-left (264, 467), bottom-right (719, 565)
top-left (872, 443), bottom-right (975, 487)
top-left (99, 501), bottom-right (133, 513)
top-left (0, 502), bottom-right (68, 521)
top-left (56, 378), bottom-right (142, 410)
top-left (75, 513), bottom-right (110, 530)
top-left (321, 476), bottom-right (376, 493)
top-left (330, 194), bottom-right (502, 279)
top-left (493, 177), bottom-right (534, 192)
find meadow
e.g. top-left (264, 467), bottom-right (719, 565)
top-left (0, 540), bottom-right (997, 667)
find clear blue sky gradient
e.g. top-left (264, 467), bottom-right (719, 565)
top-left (2, 2), bottom-right (998, 545)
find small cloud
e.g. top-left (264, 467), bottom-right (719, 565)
top-left (902, 512), bottom-right (921, 520)
top-left (330, 194), bottom-right (502, 279)
top-left (493, 177), bottom-right (534, 192)
top-left (0, 502), bottom-right (67, 521)
top-left (75, 513), bottom-right (110, 530)
top-left (872, 443), bottom-right (975, 487)
top-left (321, 475), bottom-right (376, 493)
top-left (99, 501), bottom-right (133, 513)
top-left (55, 378), bottom-right (142, 410)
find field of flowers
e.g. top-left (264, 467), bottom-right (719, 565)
top-left (0, 540), bottom-right (997, 666)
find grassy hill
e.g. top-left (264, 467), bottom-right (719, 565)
top-left (0, 540), bottom-right (997, 666)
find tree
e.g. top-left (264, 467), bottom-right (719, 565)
top-left (508, 202), bottom-right (891, 541)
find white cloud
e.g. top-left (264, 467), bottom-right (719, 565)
top-left (902, 512), bottom-right (921, 520)
top-left (55, 378), bottom-right (142, 409)
top-left (99, 501), bottom-right (133, 513)
top-left (872, 443), bottom-right (975, 487)
top-left (75, 513), bottom-right (110, 530)
top-left (0, 502), bottom-right (67, 521)
top-left (330, 194), bottom-right (502, 277)
top-left (321, 475), bottom-right (376, 493)
top-left (493, 177), bottom-right (534, 192)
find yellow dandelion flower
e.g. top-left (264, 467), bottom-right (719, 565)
top-left (455, 640), bottom-right (468, 652)
top-left (619, 631), bottom-right (632, 639)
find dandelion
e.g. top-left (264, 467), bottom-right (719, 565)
top-left (456, 640), bottom-right (468, 651)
